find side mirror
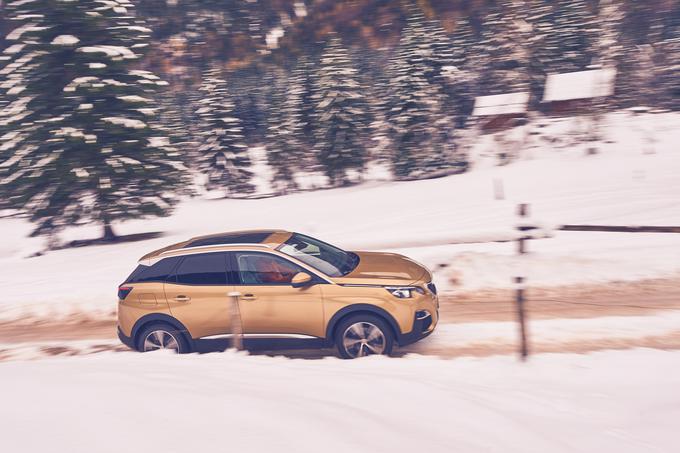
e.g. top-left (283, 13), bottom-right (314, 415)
top-left (291, 272), bottom-right (313, 288)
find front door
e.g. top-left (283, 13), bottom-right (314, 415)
top-left (164, 252), bottom-right (234, 339)
top-left (231, 251), bottom-right (325, 338)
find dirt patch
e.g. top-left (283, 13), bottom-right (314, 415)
top-left (438, 277), bottom-right (680, 323)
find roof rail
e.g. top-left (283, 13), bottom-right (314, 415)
top-left (159, 243), bottom-right (272, 256)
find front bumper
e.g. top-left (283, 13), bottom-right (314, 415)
top-left (397, 309), bottom-right (437, 346)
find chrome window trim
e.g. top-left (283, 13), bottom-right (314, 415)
top-left (140, 247), bottom-right (334, 285)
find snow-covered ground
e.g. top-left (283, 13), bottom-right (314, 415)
top-left (0, 110), bottom-right (679, 320)
top-left (1, 348), bottom-right (678, 453)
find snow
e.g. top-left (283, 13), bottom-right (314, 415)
top-left (294, 1), bottom-right (308, 17)
top-left (472, 92), bottom-right (529, 116)
top-left (543, 67), bottom-right (617, 102)
top-left (77, 45), bottom-right (137, 60)
top-left (0, 349), bottom-right (679, 453)
top-left (102, 117), bottom-right (147, 129)
top-left (51, 34), bottom-right (79, 46)
top-left (266, 26), bottom-right (285, 49)
top-left (0, 111), bottom-right (678, 320)
top-left (117, 95), bottom-right (151, 103)
top-left (2, 44), bottom-right (26, 54)
top-left (5, 23), bottom-right (49, 41)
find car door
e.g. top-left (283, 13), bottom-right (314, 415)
top-left (231, 251), bottom-right (325, 338)
top-left (164, 252), bottom-right (235, 339)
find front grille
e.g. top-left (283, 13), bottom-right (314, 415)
top-left (427, 282), bottom-right (437, 295)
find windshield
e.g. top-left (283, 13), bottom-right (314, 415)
top-left (277, 233), bottom-right (359, 277)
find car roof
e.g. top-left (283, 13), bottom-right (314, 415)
top-left (138, 229), bottom-right (293, 263)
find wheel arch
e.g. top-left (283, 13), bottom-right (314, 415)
top-left (131, 313), bottom-right (193, 351)
top-left (325, 304), bottom-right (401, 346)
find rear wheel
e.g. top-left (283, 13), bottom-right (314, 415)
top-left (335, 314), bottom-right (394, 359)
top-left (136, 323), bottom-right (190, 354)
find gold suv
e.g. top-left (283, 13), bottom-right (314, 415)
top-left (117, 230), bottom-right (438, 358)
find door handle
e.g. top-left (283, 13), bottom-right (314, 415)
top-left (241, 293), bottom-right (257, 301)
top-left (174, 295), bottom-right (191, 302)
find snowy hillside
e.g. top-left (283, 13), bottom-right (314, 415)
top-left (0, 111), bottom-right (679, 321)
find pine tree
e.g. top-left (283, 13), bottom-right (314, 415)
top-left (385, 9), bottom-right (455, 179)
top-left (445, 15), bottom-right (476, 128)
top-left (657, 4), bottom-right (680, 110)
top-left (312, 35), bottom-right (369, 187)
top-left (195, 67), bottom-right (254, 195)
top-left (265, 65), bottom-right (307, 194)
top-left (476, 1), bottom-right (531, 96)
top-left (0, 0), bottom-right (186, 240)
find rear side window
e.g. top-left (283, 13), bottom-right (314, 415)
top-left (173, 253), bottom-right (228, 285)
top-left (126, 257), bottom-right (181, 283)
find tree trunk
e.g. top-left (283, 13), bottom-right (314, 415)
top-left (103, 222), bottom-right (117, 242)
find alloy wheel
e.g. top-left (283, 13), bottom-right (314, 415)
top-left (342, 322), bottom-right (386, 358)
top-left (143, 330), bottom-right (180, 352)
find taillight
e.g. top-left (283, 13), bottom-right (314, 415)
top-left (118, 286), bottom-right (133, 300)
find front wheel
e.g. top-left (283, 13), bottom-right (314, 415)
top-left (335, 314), bottom-right (394, 359)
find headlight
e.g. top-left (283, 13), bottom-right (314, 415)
top-left (385, 286), bottom-right (425, 299)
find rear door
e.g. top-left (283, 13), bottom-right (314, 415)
top-left (231, 251), bottom-right (325, 337)
top-left (164, 252), bottom-right (234, 339)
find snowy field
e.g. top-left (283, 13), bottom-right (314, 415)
top-left (1, 348), bottom-right (678, 453)
top-left (0, 110), bottom-right (679, 320)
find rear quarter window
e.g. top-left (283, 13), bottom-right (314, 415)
top-left (125, 257), bottom-right (181, 283)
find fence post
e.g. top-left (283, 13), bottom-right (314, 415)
top-left (516, 203), bottom-right (531, 360)
top-left (228, 291), bottom-right (243, 350)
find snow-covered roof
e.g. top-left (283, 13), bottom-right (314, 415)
top-left (543, 68), bottom-right (617, 102)
top-left (472, 92), bottom-right (529, 116)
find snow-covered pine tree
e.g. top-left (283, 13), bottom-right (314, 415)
top-left (385, 8), bottom-right (455, 180)
top-left (265, 65), bottom-right (306, 194)
top-left (423, 17), bottom-right (454, 87)
top-left (195, 66), bottom-right (254, 195)
top-left (445, 15), bottom-right (476, 129)
top-left (0, 0), bottom-right (186, 241)
top-left (657, 4), bottom-right (680, 110)
top-left (292, 54), bottom-right (317, 155)
top-left (476, 0), bottom-right (531, 96)
top-left (312, 35), bottom-right (369, 187)
top-left (534, 0), bottom-right (597, 74)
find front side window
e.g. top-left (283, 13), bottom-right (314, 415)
top-left (172, 253), bottom-right (228, 285)
top-left (277, 233), bottom-right (358, 277)
top-left (235, 252), bottom-right (305, 285)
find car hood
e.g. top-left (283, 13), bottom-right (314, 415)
top-left (332, 251), bottom-right (431, 286)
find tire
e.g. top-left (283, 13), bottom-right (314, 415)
top-left (335, 314), bottom-right (394, 359)
top-left (136, 322), bottom-right (190, 354)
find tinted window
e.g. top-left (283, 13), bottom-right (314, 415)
top-left (185, 232), bottom-right (271, 248)
top-left (126, 257), bottom-right (181, 283)
top-left (235, 252), bottom-right (305, 285)
top-left (174, 253), bottom-right (228, 285)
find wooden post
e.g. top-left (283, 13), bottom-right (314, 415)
top-left (516, 203), bottom-right (530, 360)
top-left (228, 291), bottom-right (243, 350)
